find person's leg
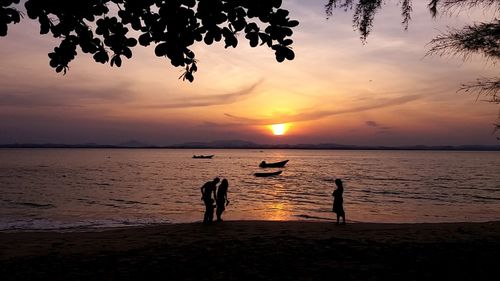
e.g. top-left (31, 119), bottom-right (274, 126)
top-left (203, 204), bottom-right (209, 224)
top-left (219, 209), bottom-right (224, 221)
top-left (336, 214), bottom-right (340, 224)
top-left (208, 205), bottom-right (214, 222)
top-left (216, 207), bottom-right (222, 221)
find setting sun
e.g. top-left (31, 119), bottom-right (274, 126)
top-left (270, 123), bottom-right (289, 136)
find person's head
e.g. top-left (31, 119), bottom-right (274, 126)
top-left (334, 178), bottom-right (343, 189)
top-left (213, 177), bottom-right (220, 184)
top-left (221, 178), bottom-right (228, 185)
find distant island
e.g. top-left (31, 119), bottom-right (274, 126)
top-left (1, 140), bottom-right (499, 151)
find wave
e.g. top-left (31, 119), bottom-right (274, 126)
top-left (472, 195), bottom-right (500, 201)
top-left (0, 218), bottom-right (173, 232)
top-left (109, 198), bottom-right (150, 205)
top-left (432, 177), bottom-right (456, 181)
top-left (294, 214), bottom-right (334, 221)
top-left (14, 202), bottom-right (55, 208)
top-left (360, 189), bottom-right (403, 195)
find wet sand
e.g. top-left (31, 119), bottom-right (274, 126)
top-left (1, 221), bottom-right (499, 280)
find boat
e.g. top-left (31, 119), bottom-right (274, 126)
top-left (259, 160), bottom-right (289, 168)
top-left (254, 170), bottom-right (283, 177)
top-left (192, 155), bottom-right (214, 159)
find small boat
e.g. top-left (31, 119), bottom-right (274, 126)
top-left (254, 170), bottom-right (283, 177)
top-left (259, 160), bottom-right (289, 168)
top-left (193, 155), bottom-right (214, 159)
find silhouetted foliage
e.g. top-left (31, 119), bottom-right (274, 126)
top-left (460, 78), bottom-right (500, 103)
top-left (435, 0), bottom-right (500, 15)
top-left (0, 0), bottom-right (298, 81)
top-left (428, 20), bottom-right (499, 103)
top-left (326, 0), bottom-right (499, 136)
top-left (459, 77), bottom-right (500, 134)
top-left (325, 0), bottom-right (413, 41)
top-left (0, 1), bottom-right (21, 37)
top-left (428, 20), bottom-right (500, 62)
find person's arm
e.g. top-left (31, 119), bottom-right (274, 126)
top-left (201, 185), bottom-right (205, 200)
top-left (225, 193), bottom-right (230, 206)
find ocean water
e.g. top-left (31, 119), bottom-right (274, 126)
top-left (0, 149), bottom-right (499, 230)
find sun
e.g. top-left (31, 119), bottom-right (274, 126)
top-left (270, 123), bottom-right (289, 136)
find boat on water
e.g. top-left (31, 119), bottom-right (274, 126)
top-left (259, 160), bottom-right (289, 168)
top-left (192, 155), bottom-right (214, 159)
top-left (254, 170), bottom-right (283, 177)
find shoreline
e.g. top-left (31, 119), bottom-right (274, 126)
top-left (2, 220), bottom-right (499, 280)
top-left (2, 218), bottom-right (499, 233)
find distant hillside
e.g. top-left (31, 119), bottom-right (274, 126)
top-left (1, 141), bottom-right (499, 151)
top-left (0, 143), bottom-right (118, 148)
top-left (172, 140), bottom-right (258, 148)
top-left (171, 141), bottom-right (500, 151)
top-left (118, 140), bottom-right (151, 148)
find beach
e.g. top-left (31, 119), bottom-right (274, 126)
top-left (1, 221), bottom-right (499, 280)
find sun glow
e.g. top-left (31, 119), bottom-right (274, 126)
top-left (270, 123), bottom-right (289, 136)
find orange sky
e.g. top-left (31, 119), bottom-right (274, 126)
top-left (0, 1), bottom-right (498, 145)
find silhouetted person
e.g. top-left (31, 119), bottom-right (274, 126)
top-left (332, 178), bottom-right (346, 225)
top-left (216, 179), bottom-right (230, 222)
top-left (201, 177), bottom-right (219, 224)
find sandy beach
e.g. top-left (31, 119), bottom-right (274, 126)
top-left (1, 221), bottom-right (499, 280)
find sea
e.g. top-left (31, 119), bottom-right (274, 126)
top-left (0, 149), bottom-right (499, 231)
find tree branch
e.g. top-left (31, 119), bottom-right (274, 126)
top-left (1, 0), bottom-right (299, 82)
top-left (427, 20), bottom-right (500, 61)
top-left (460, 77), bottom-right (500, 103)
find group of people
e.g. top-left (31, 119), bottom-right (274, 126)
top-left (201, 177), bottom-right (230, 224)
top-left (200, 177), bottom-right (346, 225)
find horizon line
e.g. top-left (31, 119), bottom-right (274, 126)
top-left (1, 143), bottom-right (499, 151)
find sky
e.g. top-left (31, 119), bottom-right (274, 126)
top-left (0, 0), bottom-right (498, 146)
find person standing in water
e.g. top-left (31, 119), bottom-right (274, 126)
top-left (201, 177), bottom-right (219, 224)
top-left (332, 178), bottom-right (346, 225)
top-left (216, 179), bottom-right (230, 222)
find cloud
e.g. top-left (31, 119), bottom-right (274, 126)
top-left (366, 120), bottom-right (392, 129)
top-left (376, 129), bottom-right (394, 135)
top-left (0, 81), bottom-right (134, 108)
top-left (194, 121), bottom-right (242, 128)
top-left (143, 80), bottom-right (263, 109)
top-left (365, 120), bottom-right (394, 134)
top-left (225, 94), bottom-right (422, 125)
